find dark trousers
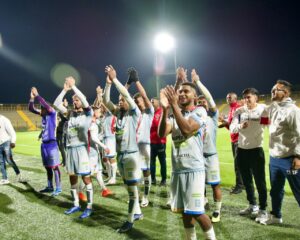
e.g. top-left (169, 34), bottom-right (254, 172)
top-left (237, 147), bottom-right (267, 210)
top-left (56, 133), bottom-right (66, 165)
top-left (150, 143), bottom-right (166, 182)
top-left (232, 142), bottom-right (244, 188)
top-left (269, 156), bottom-right (300, 218)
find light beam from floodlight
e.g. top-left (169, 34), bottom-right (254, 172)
top-left (0, 34), bottom-right (3, 48)
top-left (154, 32), bottom-right (175, 53)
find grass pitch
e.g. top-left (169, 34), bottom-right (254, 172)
top-left (0, 129), bottom-right (299, 240)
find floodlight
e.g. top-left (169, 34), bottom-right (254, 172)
top-left (154, 32), bottom-right (175, 53)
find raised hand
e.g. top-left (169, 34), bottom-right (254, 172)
top-left (31, 87), bottom-right (39, 97)
top-left (105, 65), bottom-right (117, 82)
top-left (191, 69), bottom-right (200, 83)
top-left (176, 67), bottom-right (187, 82)
top-left (96, 86), bottom-right (103, 95)
top-left (164, 85), bottom-right (178, 107)
top-left (127, 67), bottom-right (139, 85)
top-left (160, 89), bottom-right (170, 109)
top-left (65, 76), bottom-right (76, 88)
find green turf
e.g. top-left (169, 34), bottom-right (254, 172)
top-left (0, 129), bottom-right (299, 240)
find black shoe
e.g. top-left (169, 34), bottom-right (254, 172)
top-left (230, 186), bottom-right (243, 194)
top-left (117, 221), bottom-right (133, 233)
top-left (159, 181), bottom-right (166, 187)
top-left (152, 180), bottom-right (157, 186)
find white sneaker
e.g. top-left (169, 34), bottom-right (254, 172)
top-left (17, 174), bottom-right (27, 183)
top-left (239, 205), bottom-right (259, 216)
top-left (0, 179), bottom-right (10, 185)
top-left (260, 214), bottom-right (283, 225)
top-left (140, 196), bottom-right (149, 208)
top-left (255, 210), bottom-right (268, 223)
top-left (107, 179), bottom-right (116, 185)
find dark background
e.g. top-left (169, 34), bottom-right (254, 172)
top-left (0, 0), bottom-right (299, 103)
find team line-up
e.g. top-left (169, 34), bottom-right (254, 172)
top-left (0, 65), bottom-right (299, 240)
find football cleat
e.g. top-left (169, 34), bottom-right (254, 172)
top-left (140, 196), bottom-right (149, 208)
top-left (117, 221), bottom-right (134, 233)
top-left (39, 187), bottom-right (54, 193)
top-left (102, 188), bottom-right (113, 197)
top-left (211, 211), bottom-right (221, 223)
top-left (79, 208), bottom-right (92, 219)
top-left (133, 213), bottom-right (144, 221)
top-left (64, 206), bottom-right (81, 215)
top-left (51, 188), bottom-right (62, 196)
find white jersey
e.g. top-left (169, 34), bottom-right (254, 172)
top-left (66, 110), bottom-right (92, 148)
top-left (170, 106), bottom-right (207, 173)
top-left (102, 111), bottom-right (116, 138)
top-left (115, 107), bottom-right (141, 153)
top-left (203, 110), bottom-right (218, 155)
top-left (137, 106), bottom-right (154, 144)
top-left (230, 104), bottom-right (266, 149)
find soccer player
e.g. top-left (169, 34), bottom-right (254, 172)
top-left (230, 88), bottom-right (268, 223)
top-left (56, 98), bottom-right (68, 166)
top-left (28, 87), bottom-right (61, 196)
top-left (89, 105), bottom-right (113, 197)
top-left (94, 86), bottom-right (118, 185)
top-left (192, 69), bottom-right (222, 223)
top-left (150, 97), bottom-right (167, 186)
top-left (0, 115), bottom-right (26, 184)
top-left (158, 82), bottom-right (216, 240)
top-left (260, 80), bottom-right (300, 225)
top-left (126, 67), bottom-right (154, 207)
top-left (103, 65), bottom-right (142, 233)
top-left (54, 76), bottom-right (93, 219)
top-left (219, 92), bottom-right (244, 194)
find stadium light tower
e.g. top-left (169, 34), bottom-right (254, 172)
top-left (153, 32), bottom-right (177, 97)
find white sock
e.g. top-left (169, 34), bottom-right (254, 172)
top-left (204, 227), bottom-right (216, 240)
top-left (111, 162), bottom-right (117, 181)
top-left (215, 201), bottom-right (222, 213)
top-left (104, 161), bottom-right (111, 178)
top-left (127, 185), bottom-right (141, 222)
top-left (144, 175), bottom-right (151, 197)
top-left (96, 171), bottom-right (106, 190)
top-left (70, 184), bottom-right (79, 207)
top-left (185, 227), bottom-right (197, 240)
top-left (79, 180), bottom-right (85, 192)
top-left (86, 183), bottom-right (93, 209)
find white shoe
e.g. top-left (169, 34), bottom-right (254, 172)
top-left (140, 196), bottom-right (149, 207)
top-left (260, 214), bottom-right (282, 225)
top-left (239, 205), bottom-right (259, 216)
top-left (255, 210), bottom-right (268, 223)
top-left (107, 179), bottom-right (116, 185)
top-left (17, 174), bottom-right (27, 183)
top-left (0, 179), bottom-right (10, 185)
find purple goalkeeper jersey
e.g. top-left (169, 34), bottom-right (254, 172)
top-left (29, 95), bottom-right (57, 142)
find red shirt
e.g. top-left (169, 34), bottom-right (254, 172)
top-left (227, 102), bottom-right (240, 143)
top-left (150, 107), bottom-right (166, 144)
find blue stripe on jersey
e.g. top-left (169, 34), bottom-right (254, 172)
top-left (184, 210), bottom-right (205, 215)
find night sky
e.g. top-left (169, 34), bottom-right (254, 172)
top-left (0, 0), bottom-right (299, 104)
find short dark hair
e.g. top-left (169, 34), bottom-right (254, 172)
top-left (242, 88), bottom-right (259, 96)
top-left (133, 92), bottom-right (142, 99)
top-left (277, 79), bottom-right (292, 93)
top-left (180, 82), bottom-right (198, 92)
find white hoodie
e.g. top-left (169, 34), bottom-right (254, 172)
top-left (0, 115), bottom-right (16, 145)
top-left (261, 98), bottom-right (300, 158)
